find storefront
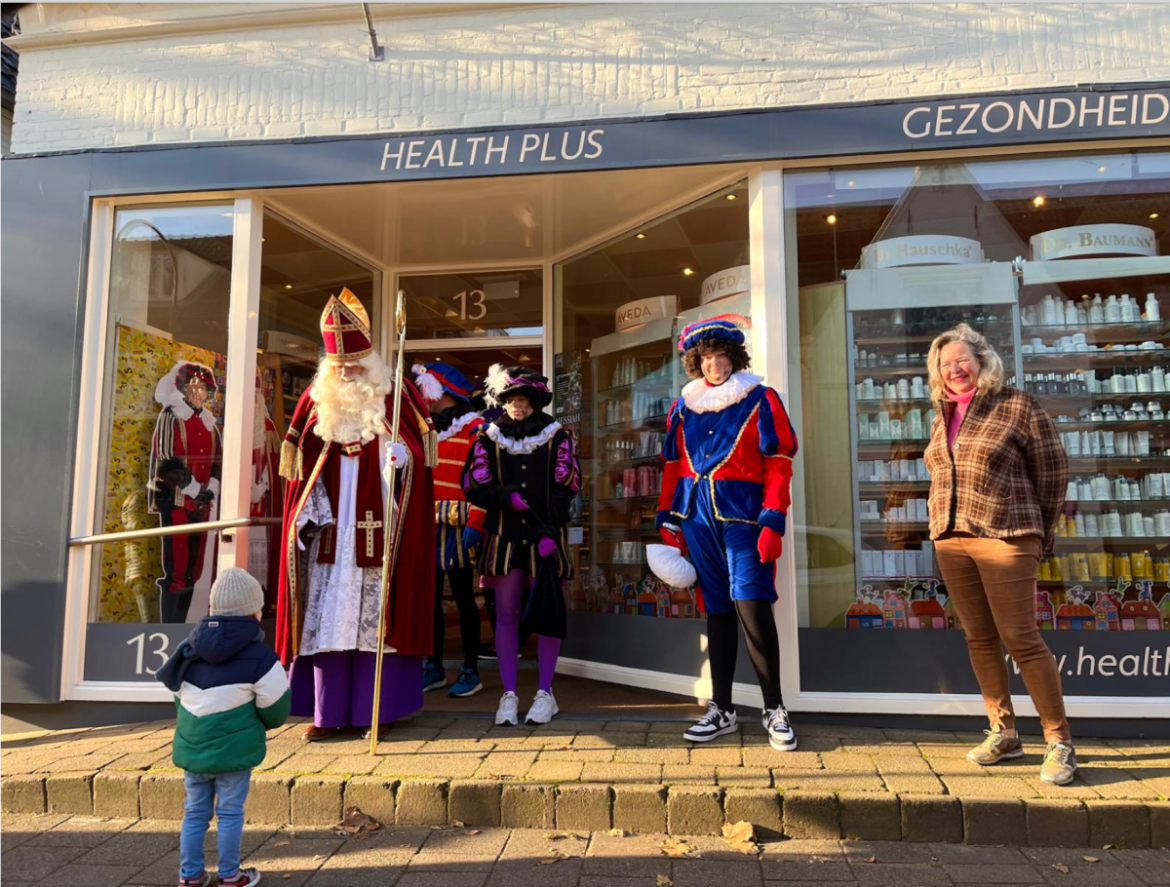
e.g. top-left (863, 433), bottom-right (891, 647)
top-left (3, 83), bottom-right (1168, 725)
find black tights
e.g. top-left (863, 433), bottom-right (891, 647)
top-left (707, 599), bottom-right (783, 712)
top-left (430, 567), bottom-right (481, 669)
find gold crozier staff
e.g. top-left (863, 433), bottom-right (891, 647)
top-left (371, 290), bottom-right (408, 755)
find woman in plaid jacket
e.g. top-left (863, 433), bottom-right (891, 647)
top-left (924, 323), bottom-right (1075, 786)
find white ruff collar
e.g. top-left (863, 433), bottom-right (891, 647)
top-left (681, 372), bottom-right (763, 413)
top-left (168, 399), bottom-right (217, 431)
top-left (486, 419), bottom-right (562, 455)
top-left (437, 411), bottom-right (480, 443)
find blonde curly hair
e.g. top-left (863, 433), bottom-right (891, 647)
top-left (927, 323), bottom-right (1005, 406)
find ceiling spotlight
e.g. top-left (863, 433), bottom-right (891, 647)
top-left (847, 180), bottom-right (856, 187)
top-left (826, 214), bottom-right (839, 225)
top-left (725, 194), bottom-right (738, 201)
top-left (284, 284), bottom-right (293, 290)
top-left (683, 268), bottom-right (695, 276)
top-left (1099, 166), bottom-right (1107, 173)
top-left (1150, 213), bottom-right (1160, 220)
top-left (636, 233), bottom-right (646, 240)
top-left (1032, 196), bottom-right (1046, 208)
top-left (261, 237), bottom-right (266, 243)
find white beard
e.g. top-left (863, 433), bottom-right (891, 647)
top-left (311, 354), bottom-right (393, 444)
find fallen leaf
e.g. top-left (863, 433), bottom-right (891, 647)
top-left (656, 876), bottom-right (673, 887)
top-left (333, 806), bottom-right (382, 837)
top-left (452, 820), bottom-right (466, 828)
top-left (1103, 844), bottom-right (1115, 850)
top-left (545, 831), bottom-right (566, 840)
top-left (721, 820), bottom-right (760, 856)
top-left (1053, 863), bottom-right (1070, 874)
top-left (538, 850), bottom-right (569, 865)
top-left (861, 856), bottom-right (876, 864)
top-left (607, 828), bottom-right (627, 838)
top-left (659, 837), bottom-right (699, 859)
top-left (1083, 856), bottom-right (1100, 863)
top-left (465, 829), bottom-right (481, 836)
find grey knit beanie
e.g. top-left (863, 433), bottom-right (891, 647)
top-left (209, 567), bottom-right (264, 618)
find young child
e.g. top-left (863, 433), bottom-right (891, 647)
top-left (157, 567), bottom-right (291, 887)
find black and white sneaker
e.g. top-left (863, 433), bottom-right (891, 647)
top-left (684, 702), bottom-right (738, 743)
top-left (763, 707), bottom-right (797, 751)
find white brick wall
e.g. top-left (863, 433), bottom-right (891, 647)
top-left (9, 3), bottom-right (1170, 154)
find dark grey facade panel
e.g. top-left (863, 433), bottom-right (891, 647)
top-left (1, 153), bottom-right (94, 702)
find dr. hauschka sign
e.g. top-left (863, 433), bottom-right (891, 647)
top-left (859, 235), bottom-right (984, 270)
top-left (1031, 224), bottom-right (1159, 261)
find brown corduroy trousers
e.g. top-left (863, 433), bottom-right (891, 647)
top-left (935, 533), bottom-right (1072, 744)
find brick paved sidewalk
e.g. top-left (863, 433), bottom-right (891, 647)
top-left (3, 716), bottom-right (1169, 848)
top-left (3, 815), bottom-right (1169, 886)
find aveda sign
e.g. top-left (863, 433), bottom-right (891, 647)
top-left (615, 296), bottom-right (677, 333)
top-left (700, 265), bottom-right (751, 305)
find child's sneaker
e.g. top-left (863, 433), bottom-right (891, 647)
top-left (178, 874), bottom-right (215, 887)
top-left (218, 867), bottom-right (261, 887)
top-left (763, 706), bottom-right (797, 751)
top-left (448, 667), bottom-right (483, 698)
top-left (524, 689), bottom-right (559, 725)
top-left (495, 691), bottom-right (520, 726)
top-left (423, 662), bottom-right (446, 692)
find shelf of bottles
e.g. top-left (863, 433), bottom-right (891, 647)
top-left (577, 339), bottom-right (699, 619)
top-left (1021, 276), bottom-right (1170, 633)
top-left (846, 303), bottom-right (1016, 631)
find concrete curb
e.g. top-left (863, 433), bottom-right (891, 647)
top-left (8, 771), bottom-right (1165, 846)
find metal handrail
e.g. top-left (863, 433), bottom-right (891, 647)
top-left (69, 516), bottom-right (282, 547)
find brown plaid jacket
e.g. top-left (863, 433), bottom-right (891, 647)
top-left (925, 386), bottom-right (1068, 553)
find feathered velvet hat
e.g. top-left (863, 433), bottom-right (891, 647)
top-left (412, 362), bottom-right (479, 406)
top-left (320, 287), bottom-right (372, 361)
top-left (677, 313), bottom-right (750, 354)
top-left (485, 363), bottom-right (552, 409)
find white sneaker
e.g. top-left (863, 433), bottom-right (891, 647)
top-left (495, 691), bottom-right (520, 727)
top-left (763, 707), bottom-right (797, 751)
top-left (684, 702), bottom-right (738, 742)
top-left (524, 689), bottom-right (559, 725)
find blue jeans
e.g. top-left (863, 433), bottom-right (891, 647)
top-left (180, 769), bottom-right (252, 880)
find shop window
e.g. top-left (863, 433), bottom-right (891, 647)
top-left (252, 213), bottom-right (381, 616)
top-left (401, 270), bottom-right (543, 340)
top-left (554, 181), bottom-right (750, 619)
top-left (785, 152), bottom-right (1169, 695)
top-left (89, 204), bottom-right (234, 627)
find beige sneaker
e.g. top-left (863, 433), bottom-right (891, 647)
top-left (966, 730), bottom-right (1025, 765)
top-left (1040, 742), bottom-right (1077, 785)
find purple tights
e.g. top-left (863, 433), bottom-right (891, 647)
top-left (495, 568), bottom-right (561, 693)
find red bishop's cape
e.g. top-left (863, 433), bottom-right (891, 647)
top-left (274, 378), bottom-right (438, 665)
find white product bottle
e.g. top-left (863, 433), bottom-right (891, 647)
top-left (1080, 477), bottom-right (1094, 500)
top-left (1146, 293), bottom-right (1161, 322)
top-left (1043, 294), bottom-right (1058, 325)
top-left (1077, 303), bottom-right (1089, 324)
top-left (1093, 473), bottom-right (1111, 500)
top-left (1124, 373), bottom-right (1137, 394)
top-left (1120, 293), bottom-right (1136, 322)
top-left (1090, 294), bottom-right (1104, 323)
top-left (1156, 510), bottom-right (1170, 538)
top-left (1138, 370), bottom-right (1152, 393)
top-left (1105, 294), bottom-right (1121, 323)
top-left (1065, 299), bottom-right (1079, 325)
top-left (1074, 513), bottom-right (1086, 537)
top-left (1105, 509), bottom-right (1123, 536)
top-left (1153, 365), bottom-right (1167, 393)
top-left (1084, 513), bottom-right (1100, 536)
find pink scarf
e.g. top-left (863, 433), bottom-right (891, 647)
top-left (945, 387), bottom-right (976, 451)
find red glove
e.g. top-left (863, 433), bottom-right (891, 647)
top-left (757, 527), bottom-right (784, 563)
top-left (659, 525), bottom-right (688, 555)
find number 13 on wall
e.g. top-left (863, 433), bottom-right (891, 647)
top-left (126, 632), bottom-right (170, 675)
top-left (452, 289), bottom-right (487, 321)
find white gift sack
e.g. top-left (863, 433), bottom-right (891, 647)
top-left (646, 543), bottom-right (697, 589)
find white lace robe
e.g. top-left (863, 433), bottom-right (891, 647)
top-left (296, 435), bottom-right (400, 655)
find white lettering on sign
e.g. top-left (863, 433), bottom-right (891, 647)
top-left (126, 632), bottom-right (170, 676)
top-left (860, 236), bottom-right (984, 270)
top-left (453, 289), bottom-right (488, 321)
top-left (902, 91), bottom-right (1169, 139)
top-left (381, 128), bottom-right (605, 172)
top-left (615, 296), bottom-right (677, 333)
top-left (1030, 224), bottom-right (1158, 261)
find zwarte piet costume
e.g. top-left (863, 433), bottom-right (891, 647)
top-left (275, 288), bottom-right (438, 738)
top-left (461, 365), bottom-right (581, 726)
top-left (414, 361), bottom-right (488, 697)
top-left (150, 361), bottom-right (223, 623)
top-left (656, 315), bottom-right (800, 750)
